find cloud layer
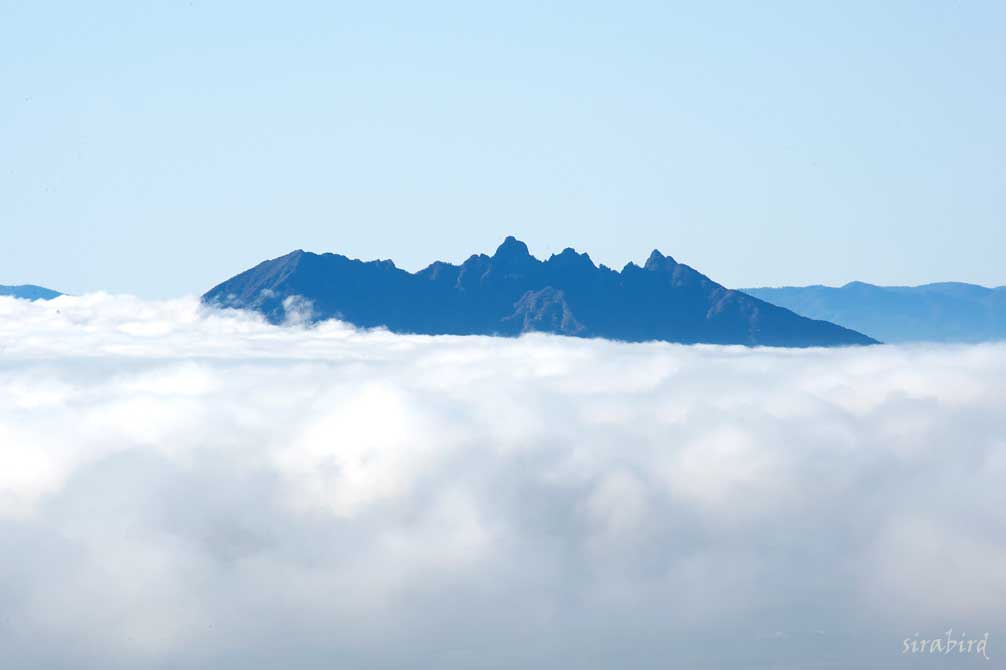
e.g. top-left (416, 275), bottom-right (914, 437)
top-left (1, 294), bottom-right (1004, 668)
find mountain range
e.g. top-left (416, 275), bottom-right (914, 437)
top-left (741, 282), bottom-right (1006, 343)
top-left (0, 284), bottom-right (61, 300)
top-left (203, 237), bottom-right (876, 347)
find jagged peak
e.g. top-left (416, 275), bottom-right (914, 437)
top-left (644, 249), bottom-right (677, 270)
top-left (547, 247), bottom-right (595, 270)
top-left (622, 261), bottom-right (640, 273)
top-left (494, 235), bottom-right (532, 259)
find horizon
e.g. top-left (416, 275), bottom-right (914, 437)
top-left (9, 237), bottom-right (1006, 295)
top-left (8, 233), bottom-right (1006, 295)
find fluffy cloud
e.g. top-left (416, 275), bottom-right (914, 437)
top-left (1, 294), bottom-right (1004, 668)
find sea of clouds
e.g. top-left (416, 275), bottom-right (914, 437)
top-left (1, 293), bottom-right (1004, 668)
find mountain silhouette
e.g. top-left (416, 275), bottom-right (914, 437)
top-left (0, 284), bottom-right (61, 300)
top-left (742, 282), bottom-right (1006, 343)
top-left (203, 237), bottom-right (876, 347)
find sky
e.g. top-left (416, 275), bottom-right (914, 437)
top-left (2, 1), bottom-right (1005, 297)
top-left (2, 292), bottom-right (1005, 668)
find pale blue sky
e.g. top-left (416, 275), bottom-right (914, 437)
top-left (3, 1), bottom-right (1004, 296)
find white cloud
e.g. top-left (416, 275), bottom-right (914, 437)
top-left (1, 294), bottom-right (1004, 668)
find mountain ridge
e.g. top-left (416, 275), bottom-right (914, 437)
top-left (0, 284), bottom-right (62, 301)
top-left (203, 237), bottom-right (877, 347)
top-left (742, 282), bottom-right (1006, 343)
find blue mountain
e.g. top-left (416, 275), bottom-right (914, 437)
top-left (0, 284), bottom-right (61, 300)
top-left (203, 237), bottom-right (876, 347)
top-left (742, 282), bottom-right (1006, 343)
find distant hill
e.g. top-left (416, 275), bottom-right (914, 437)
top-left (0, 284), bottom-right (61, 300)
top-left (742, 282), bottom-right (1006, 343)
top-left (203, 237), bottom-right (875, 347)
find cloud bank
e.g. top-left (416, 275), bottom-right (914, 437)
top-left (1, 294), bottom-right (1004, 668)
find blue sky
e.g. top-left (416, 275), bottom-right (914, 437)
top-left (3, 1), bottom-right (1004, 296)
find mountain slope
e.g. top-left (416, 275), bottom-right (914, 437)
top-left (742, 282), bottom-right (1006, 343)
top-left (203, 237), bottom-right (876, 347)
top-left (0, 284), bottom-right (62, 300)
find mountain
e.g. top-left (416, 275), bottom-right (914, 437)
top-left (0, 284), bottom-right (61, 300)
top-left (203, 237), bottom-right (876, 347)
top-left (742, 282), bottom-right (1006, 343)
